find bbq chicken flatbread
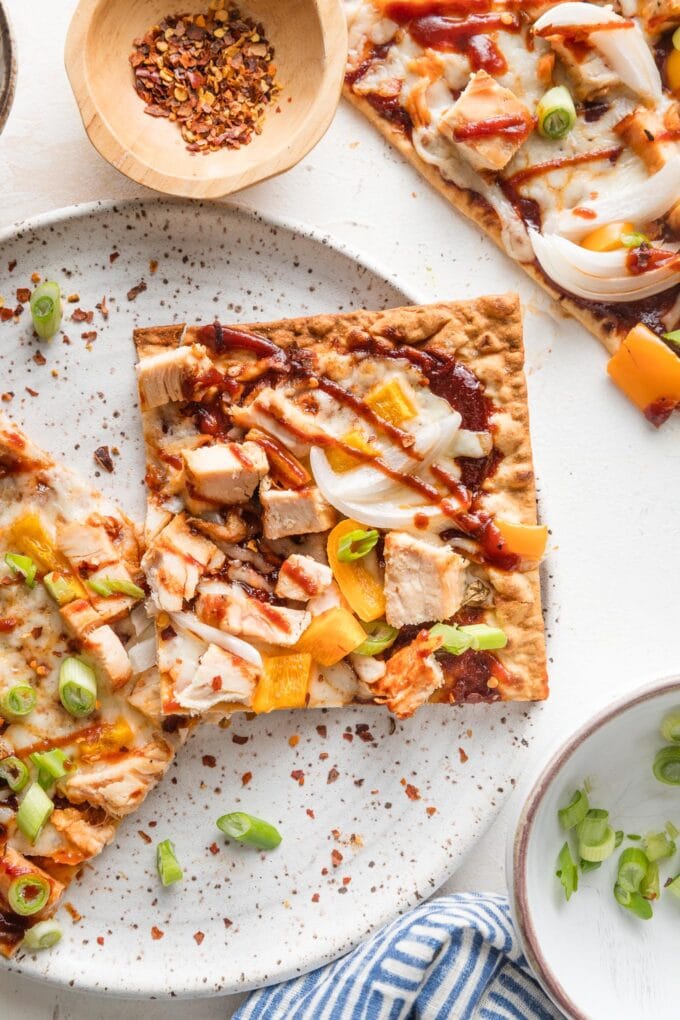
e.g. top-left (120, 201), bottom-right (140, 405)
top-left (0, 417), bottom-right (186, 955)
top-left (134, 294), bottom-right (548, 725)
top-left (344, 1), bottom-right (680, 425)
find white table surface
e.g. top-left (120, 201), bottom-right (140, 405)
top-left (1, 0), bottom-right (679, 1016)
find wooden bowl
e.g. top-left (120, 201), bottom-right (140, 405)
top-left (0, 2), bottom-right (16, 136)
top-left (65, 0), bottom-right (347, 198)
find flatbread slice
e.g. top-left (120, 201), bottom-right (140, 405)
top-left (0, 416), bottom-right (187, 955)
top-left (343, 1), bottom-right (680, 423)
top-left (134, 293), bottom-right (547, 723)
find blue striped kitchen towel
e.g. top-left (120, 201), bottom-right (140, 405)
top-left (236, 892), bottom-right (563, 1019)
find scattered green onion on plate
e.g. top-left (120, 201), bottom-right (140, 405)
top-left (217, 812), bottom-right (282, 850)
top-left (156, 839), bottom-right (183, 886)
top-left (22, 919), bottom-right (62, 950)
top-left (660, 708), bottom-right (680, 744)
top-left (8, 874), bottom-right (51, 916)
top-left (653, 745), bottom-right (680, 785)
top-left (29, 281), bottom-right (62, 341)
top-left (556, 841), bottom-right (578, 901)
top-left (558, 788), bottom-right (589, 830)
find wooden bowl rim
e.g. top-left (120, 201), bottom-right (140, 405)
top-left (64, 0), bottom-right (347, 198)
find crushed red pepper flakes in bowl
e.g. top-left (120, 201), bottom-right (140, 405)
top-left (130, 2), bottom-right (282, 155)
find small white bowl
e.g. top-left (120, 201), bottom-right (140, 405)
top-left (508, 676), bottom-right (680, 1020)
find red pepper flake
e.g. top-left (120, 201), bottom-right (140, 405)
top-left (151, 926), bottom-right (164, 940)
top-left (289, 734), bottom-right (300, 748)
top-left (96, 296), bottom-right (109, 319)
top-left (150, 259), bottom-right (159, 274)
top-left (342, 876), bottom-right (351, 885)
top-left (311, 893), bottom-right (320, 903)
top-left (109, 251), bottom-right (120, 264)
top-left (241, 771), bottom-right (252, 786)
top-left (321, 867), bottom-right (328, 876)
top-left (16, 288), bottom-right (31, 304)
top-left (64, 902), bottom-right (82, 923)
top-left (30, 272), bottom-right (40, 284)
top-left (71, 308), bottom-right (93, 323)
top-left (306, 808), bottom-right (315, 819)
top-left (193, 931), bottom-right (205, 945)
top-left (402, 780), bottom-right (421, 801)
top-left (0, 617), bottom-right (17, 632)
top-left (32, 351), bottom-right (46, 366)
top-left (223, 918), bottom-right (233, 928)
top-left (138, 830), bottom-right (152, 844)
top-left (127, 281), bottom-right (147, 301)
top-left (331, 849), bottom-right (343, 868)
top-left (67, 293), bottom-right (80, 303)
top-left (94, 445), bottom-right (114, 473)
top-left (208, 841), bottom-right (220, 855)
top-left (202, 754), bottom-right (217, 768)
top-left (13, 305), bottom-right (23, 317)
top-left (97, 936), bottom-right (105, 946)
top-left (426, 806), bottom-right (437, 817)
top-left (331, 828), bottom-right (340, 840)
top-left (0, 308), bottom-right (13, 322)
top-left (458, 747), bottom-right (469, 764)
top-left (81, 330), bottom-right (98, 341)
top-left (291, 769), bottom-right (305, 786)
top-left (232, 733), bottom-right (248, 745)
top-left (25, 387), bottom-right (38, 397)
top-left (8, 260), bottom-right (16, 272)
top-left (327, 767), bottom-right (339, 784)
top-left (342, 732), bottom-right (353, 743)
top-left (1, 392), bottom-right (13, 402)
top-left (316, 724), bottom-right (327, 738)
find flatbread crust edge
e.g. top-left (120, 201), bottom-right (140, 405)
top-left (343, 85), bottom-right (634, 358)
top-left (134, 293), bottom-right (547, 703)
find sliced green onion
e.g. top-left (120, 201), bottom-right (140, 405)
top-left (16, 783), bottom-right (53, 844)
top-left (556, 841), bottom-right (578, 901)
top-left (579, 824), bottom-right (616, 863)
top-left (615, 830), bottom-right (623, 848)
top-left (661, 709), bottom-right (680, 743)
top-left (667, 821), bottom-right (679, 839)
top-left (617, 847), bottom-right (649, 893)
top-left (430, 622), bottom-right (508, 655)
top-left (336, 529), bottom-right (379, 563)
top-left (4, 552), bottom-right (37, 588)
top-left (29, 282), bottom-right (62, 341)
top-left (627, 833), bottom-right (642, 841)
top-left (156, 839), bottom-right (183, 886)
top-left (537, 85), bottom-right (576, 140)
top-left (58, 658), bottom-right (97, 717)
top-left (653, 745), bottom-right (680, 785)
top-left (216, 812), bottom-right (282, 850)
top-left (430, 623), bottom-right (474, 655)
top-left (354, 621), bottom-right (399, 657)
top-left (620, 231), bottom-right (649, 249)
top-left (580, 859), bottom-right (601, 873)
top-left (558, 789), bottom-right (589, 831)
top-left (22, 919), bottom-right (62, 950)
top-left (577, 808), bottom-right (609, 846)
top-left (456, 624), bottom-right (507, 651)
top-left (87, 576), bottom-right (145, 600)
top-left (665, 330), bottom-right (680, 351)
top-left (43, 571), bottom-right (79, 606)
top-left (614, 884), bottom-right (653, 920)
top-left (30, 749), bottom-right (69, 789)
top-left (666, 873), bottom-right (680, 898)
top-left (643, 830), bottom-right (676, 862)
top-left (8, 874), bottom-right (50, 916)
top-left (641, 861), bottom-right (660, 901)
top-left (0, 755), bottom-right (29, 792)
top-left (1, 684), bottom-right (37, 719)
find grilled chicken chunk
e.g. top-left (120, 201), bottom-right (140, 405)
top-left (439, 70), bottom-right (533, 172)
top-left (183, 441), bottom-right (268, 505)
top-left (371, 631), bottom-right (445, 719)
top-left (640, 0), bottom-right (680, 32)
top-left (81, 625), bottom-right (133, 689)
top-left (60, 597), bottom-right (101, 639)
top-left (136, 344), bottom-right (215, 410)
top-left (384, 532), bottom-right (467, 629)
top-left (50, 808), bottom-right (117, 859)
top-left (176, 642), bottom-right (259, 713)
top-left (616, 107), bottom-right (676, 172)
top-left (232, 388), bottom-right (319, 457)
top-left (64, 737), bottom-right (174, 818)
top-left (142, 513), bottom-right (225, 612)
top-left (57, 521), bottom-right (138, 623)
top-left (548, 38), bottom-right (619, 100)
top-left (275, 554), bottom-right (333, 601)
top-left (197, 579), bottom-right (311, 646)
top-left (260, 480), bottom-right (338, 540)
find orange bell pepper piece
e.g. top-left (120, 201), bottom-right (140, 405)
top-left (365, 378), bottom-right (417, 426)
top-left (667, 48), bottom-right (680, 94)
top-left (326, 429), bottom-right (380, 473)
top-left (294, 608), bottom-right (366, 667)
top-left (495, 519), bottom-right (548, 560)
top-left (78, 718), bottom-right (135, 762)
top-left (581, 221), bottom-right (634, 252)
top-left (252, 653), bottom-right (312, 713)
top-left (7, 513), bottom-right (86, 595)
top-left (327, 519), bottom-right (385, 622)
top-left (607, 324), bottom-right (680, 426)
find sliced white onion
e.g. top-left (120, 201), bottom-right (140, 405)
top-left (168, 611), bottom-right (263, 668)
top-left (534, 3), bottom-right (662, 103)
top-left (128, 636), bottom-right (157, 675)
top-left (548, 156), bottom-right (680, 241)
top-left (530, 230), bottom-right (680, 302)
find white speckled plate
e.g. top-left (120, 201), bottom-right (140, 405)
top-left (0, 200), bottom-right (538, 998)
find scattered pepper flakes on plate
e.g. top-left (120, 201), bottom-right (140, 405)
top-left (32, 351), bottom-right (46, 366)
top-left (241, 770), bottom-right (252, 785)
top-left (16, 288), bottom-right (31, 304)
top-left (30, 272), bottom-right (40, 285)
top-left (151, 926), bottom-right (165, 940)
top-left (129, 3), bottom-right (282, 154)
top-left (193, 931), bottom-right (205, 945)
top-left (459, 747), bottom-right (469, 763)
top-left (331, 849), bottom-right (343, 868)
top-left (94, 445), bottom-right (115, 473)
top-left (288, 734), bottom-right (300, 748)
top-left (127, 281), bottom-right (147, 301)
top-left (202, 754), bottom-right (217, 768)
top-left (290, 769), bottom-right (304, 786)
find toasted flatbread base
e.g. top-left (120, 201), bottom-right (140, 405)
top-left (135, 293), bottom-right (547, 704)
top-left (344, 87), bottom-right (639, 357)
